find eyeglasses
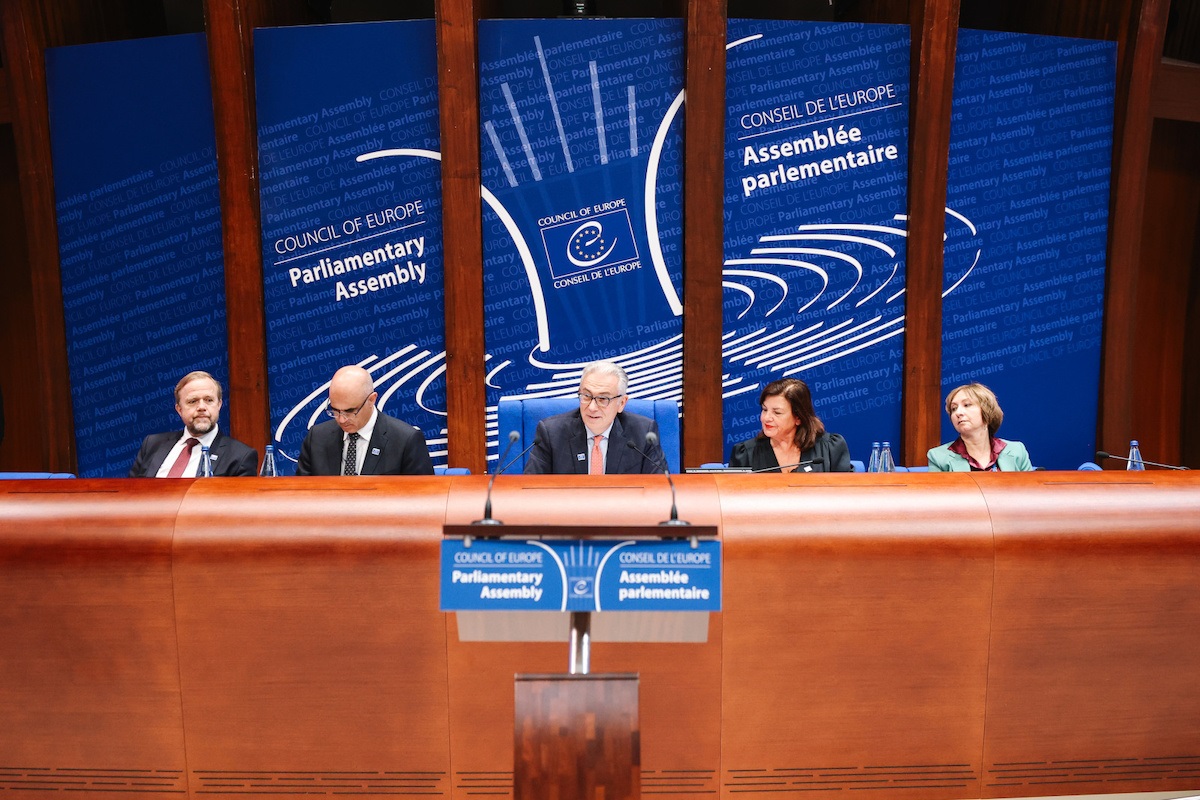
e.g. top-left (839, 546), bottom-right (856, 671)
top-left (326, 395), bottom-right (371, 419)
top-left (578, 392), bottom-right (624, 408)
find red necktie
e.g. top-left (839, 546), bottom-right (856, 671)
top-left (167, 437), bottom-right (199, 478)
top-left (589, 435), bottom-right (604, 475)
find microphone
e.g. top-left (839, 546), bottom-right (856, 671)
top-left (474, 431), bottom-right (519, 526)
top-left (627, 432), bottom-right (690, 527)
top-left (751, 459), bottom-right (817, 473)
top-left (1095, 450), bottom-right (1189, 470)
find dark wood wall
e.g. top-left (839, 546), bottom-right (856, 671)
top-left (1, 0), bottom-right (1197, 474)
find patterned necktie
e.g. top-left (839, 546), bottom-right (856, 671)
top-left (344, 432), bottom-right (359, 476)
top-left (166, 437), bottom-right (199, 478)
top-left (589, 434), bottom-right (604, 475)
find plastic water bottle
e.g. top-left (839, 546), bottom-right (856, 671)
top-left (1126, 440), bottom-right (1145, 470)
top-left (879, 441), bottom-right (896, 472)
top-left (867, 442), bottom-right (881, 473)
top-left (259, 445), bottom-right (278, 477)
top-left (197, 445), bottom-right (213, 477)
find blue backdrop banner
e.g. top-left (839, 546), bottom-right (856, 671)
top-left (723, 20), bottom-right (911, 464)
top-left (943, 30), bottom-right (1114, 469)
top-left (255, 21), bottom-right (447, 470)
top-left (478, 19), bottom-right (686, 461)
top-left (47, 34), bottom-right (228, 477)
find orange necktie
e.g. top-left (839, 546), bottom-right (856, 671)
top-left (589, 434), bottom-right (604, 475)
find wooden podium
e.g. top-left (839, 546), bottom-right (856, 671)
top-left (444, 523), bottom-right (718, 800)
top-left (514, 673), bottom-right (640, 800)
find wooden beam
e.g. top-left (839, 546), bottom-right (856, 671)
top-left (0, 67), bottom-right (11, 123)
top-left (437, 0), bottom-right (488, 473)
top-left (682, 0), bottom-right (727, 467)
top-left (902, 0), bottom-right (959, 466)
top-left (203, 0), bottom-right (270, 459)
top-left (0, 0), bottom-right (76, 472)
top-left (1102, 0), bottom-right (1171, 460)
top-left (1150, 59), bottom-right (1200, 123)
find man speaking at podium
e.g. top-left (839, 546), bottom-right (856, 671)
top-left (524, 360), bottom-right (666, 475)
top-left (297, 365), bottom-right (434, 476)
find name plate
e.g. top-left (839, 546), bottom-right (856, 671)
top-left (440, 538), bottom-right (721, 612)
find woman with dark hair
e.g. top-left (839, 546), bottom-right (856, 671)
top-left (927, 382), bottom-right (1032, 471)
top-left (728, 378), bottom-right (852, 473)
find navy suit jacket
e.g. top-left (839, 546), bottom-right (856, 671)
top-left (129, 431), bottom-right (258, 477)
top-left (296, 412), bottom-right (434, 476)
top-left (523, 409), bottom-right (666, 474)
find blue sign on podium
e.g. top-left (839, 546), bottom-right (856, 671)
top-left (440, 538), bottom-right (721, 613)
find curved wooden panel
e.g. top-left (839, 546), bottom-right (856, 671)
top-left (3, 473), bottom-right (1199, 800)
top-left (977, 471), bottom-right (1200, 797)
top-left (0, 479), bottom-right (190, 795)
top-left (171, 477), bottom-right (452, 798)
top-left (717, 473), bottom-right (994, 799)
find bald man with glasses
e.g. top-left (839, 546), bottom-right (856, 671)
top-left (524, 360), bottom-right (666, 475)
top-left (296, 365), bottom-right (434, 476)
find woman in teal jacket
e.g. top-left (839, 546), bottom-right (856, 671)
top-left (927, 382), bottom-right (1033, 472)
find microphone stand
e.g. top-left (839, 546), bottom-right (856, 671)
top-left (1096, 451), bottom-right (1190, 470)
top-left (469, 431), bottom-right (525, 543)
top-left (751, 459), bottom-right (817, 473)
top-left (626, 434), bottom-right (694, 547)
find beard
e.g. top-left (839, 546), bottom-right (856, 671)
top-left (187, 416), bottom-right (215, 436)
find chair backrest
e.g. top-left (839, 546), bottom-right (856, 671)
top-left (1078, 461), bottom-right (1103, 471)
top-left (903, 465), bottom-right (928, 472)
top-left (0, 472), bottom-right (76, 479)
top-left (851, 459), bottom-right (865, 473)
top-left (497, 396), bottom-right (681, 473)
top-left (434, 466), bottom-right (471, 476)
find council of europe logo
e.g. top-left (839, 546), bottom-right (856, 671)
top-left (540, 207), bottom-right (640, 279)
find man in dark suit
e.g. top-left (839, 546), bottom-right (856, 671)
top-left (296, 364), bottom-right (434, 476)
top-left (524, 360), bottom-right (666, 474)
top-left (129, 371), bottom-right (258, 477)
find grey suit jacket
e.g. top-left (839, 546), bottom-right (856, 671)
top-left (296, 412), bottom-right (434, 476)
top-left (523, 410), bottom-right (665, 474)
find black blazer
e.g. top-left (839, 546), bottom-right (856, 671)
top-left (729, 431), bottom-right (853, 473)
top-left (296, 412), bottom-right (434, 476)
top-left (128, 430), bottom-right (258, 477)
top-left (523, 409), bottom-right (666, 474)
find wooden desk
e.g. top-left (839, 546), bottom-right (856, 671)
top-left (1, 473), bottom-right (1197, 799)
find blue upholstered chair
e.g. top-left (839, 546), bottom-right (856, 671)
top-left (1077, 461), bottom-right (1103, 471)
top-left (851, 459), bottom-right (865, 472)
top-left (434, 466), bottom-right (471, 475)
top-left (0, 472), bottom-right (76, 479)
top-left (904, 465), bottom-right (928, 472)
top-left (496, 396), bottom-right (681, 473)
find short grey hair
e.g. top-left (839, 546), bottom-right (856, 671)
top-left (580, 360), bottom-right (629, 394)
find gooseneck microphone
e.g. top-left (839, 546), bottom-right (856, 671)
top-left (627, 431), bottom-right (690, 527)
top-left (751, 459), bottom-right (817, 473)
top-left (1096, 451), bottom-right (1190, 470)
top-left (474, 431), bottom-right (519, 526)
